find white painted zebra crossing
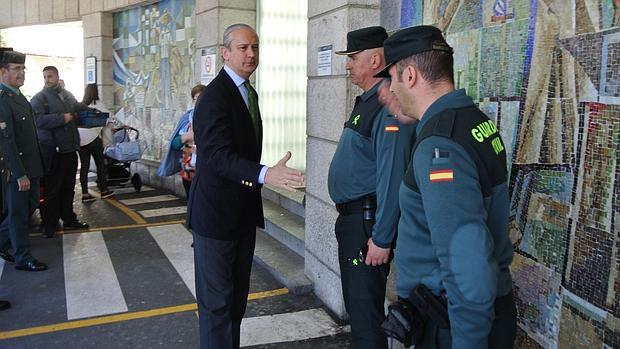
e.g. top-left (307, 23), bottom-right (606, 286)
top-left (148, 224), bottom-right (196, 297)
top-left (115, 191), bottom-right (187, 218)
top-left (241, 308), bottom-right (347, 347)
top-left (63, 231), bottom-right (128, 320)
top-left (87, 181), bottom-right (154, 195)
top-left (119, 195), bottom-right (179, 206)
top-left (0, 224), bottom-right (347, 347)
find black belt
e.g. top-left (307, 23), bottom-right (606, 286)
top-left (336, 194), bottom-right (376, 216)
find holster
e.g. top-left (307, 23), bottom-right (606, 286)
top-left (382, 284), bottom-right (450, 346)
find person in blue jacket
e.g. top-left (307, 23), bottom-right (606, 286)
top-left (328, 26), bottom-right (415, 348)
top-left (157, 84), bottom-right (205, 198)
top-left (375, 26), bottom-right (516, 348)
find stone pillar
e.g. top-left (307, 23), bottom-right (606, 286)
top-left (82, 11), bottom-right (113, 109)
top-left (195, 0), bottom-right (257, 81)
top-left (304, 1), bottom-right (381, 319)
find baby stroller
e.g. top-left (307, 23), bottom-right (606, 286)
top-left (103, 125), bottom-right (143, 192)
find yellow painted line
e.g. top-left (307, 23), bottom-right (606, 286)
top-left (247, 287), bottom-right (289, 300)
top-left (0, 288), bottom-right (289, 340)
top-left (29, 220), bottom-right (187, 237)
top-left (106, 197), bottom-right (147, 224)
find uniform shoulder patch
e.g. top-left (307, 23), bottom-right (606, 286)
top-left (429, 169), bottom-right (454, 182)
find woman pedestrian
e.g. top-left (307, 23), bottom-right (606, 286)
top-left (157, 84), bottom-right (205, 197)
top-left (78, 83), bottom-right (114, 202)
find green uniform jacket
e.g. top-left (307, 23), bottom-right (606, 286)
top-left (0, 83), bottom-right (44, 181)
top-left (396, 89), bottom-right (513, 348)
top-left (328, 82), bottom-right (415, 247)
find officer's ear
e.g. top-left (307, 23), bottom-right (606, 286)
top-left (403, 65), bottom-right (418, 88)
top-left (370, 51), bottom-right (383, 70)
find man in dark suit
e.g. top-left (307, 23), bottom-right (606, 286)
top-left (0, 49), bottom-right (47, 272)
top-left (188, 23), bottom-right (304, 349)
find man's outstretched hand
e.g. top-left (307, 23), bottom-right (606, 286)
top-left (265, 151), bottom-right (305, 192)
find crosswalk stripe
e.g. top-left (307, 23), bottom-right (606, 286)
top-left (107, 186), bottom-right (154, 195)
top-left (0, 288), bottom-right (289, 340)
top-left (240, 308), bottom-right (347, 347)
top-left (120, 195), bottom-right (180, 206)
top-left (86, 183), bottom-right (154, 194)
top-left (63, 232), bottom-right (128, 320)
top-left (139, 206), bottom-right (187, 218)
top-left (106, 198), bottom-right (147, 224)
top-left (148, 224), bottom-right (195, 297)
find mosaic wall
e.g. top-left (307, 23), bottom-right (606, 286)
top-left (391, 0), bottom-right (620, 348)
top-left (112, 0), bottom-right (196, 161)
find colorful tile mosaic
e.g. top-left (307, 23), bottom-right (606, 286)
top-left (112, 0), bottom-right (196, 161)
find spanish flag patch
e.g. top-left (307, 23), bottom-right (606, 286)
top-left (429, 169), bottom-right (454, 182)
top-left (385, 125), bottom-right (399, 132)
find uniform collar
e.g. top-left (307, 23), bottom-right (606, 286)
top-left (359, 81), bottom-right (381, 102)
top-left (416, 88), bottom-right (473, 136)
top-left (0, 83), bottom-right (20, 95)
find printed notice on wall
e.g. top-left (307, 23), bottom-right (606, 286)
top-left (317, 45), bottom-right (332, 76)
top-left (85, 56), bottom-right (97, 84)
top-left (201, 48), bottom-right (217, 85)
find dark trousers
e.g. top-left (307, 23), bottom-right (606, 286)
top-left (182, 179), bottom-right (191, 199)
top-left (78, 137), bottom-right (108, 193)
top-left (193, 229), bottom-right (256, 349)
top-left (416, 291), bottom-right (517, 349)
top-left (42, 151), bottom-right (78, 233)
top-left (335, 212), bottom-right (389, 349)
top-left (0, 178), bottom-right (40, 265)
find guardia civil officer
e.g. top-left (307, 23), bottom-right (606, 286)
top-left (327, 26), bottom-right (415, 348)
top-left (375, 26), bottom-right (516, 348)
top-left (0, 49), bottom-right (48, 272)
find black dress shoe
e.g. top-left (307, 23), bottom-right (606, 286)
top-left (15, 259), bottom-right (48, 272)
top-left (63, 221), bottom-right (89, 231)
top-left (0, 300), bottom-right (10, 311)
top-left (0, 250), bottom-right (15, 263)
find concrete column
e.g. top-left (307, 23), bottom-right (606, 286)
top-left (195, 0), bottom-right (256, 82)
top-left (304, 0), bottom-right (380, 319)
top-left (82, 12), bottom-right (114, 110)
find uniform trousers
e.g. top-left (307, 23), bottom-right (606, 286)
top-left (0, 177), bottom-right (40, 265)
top-left (335, 212), bottom-right (390, 349)
top-left (193, 229), bottom-right (256, 349)
top-left (42, 151), bottom-right (78, 234)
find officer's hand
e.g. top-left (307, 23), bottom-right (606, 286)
top-left (17, 176), bottom-right (30, 191)
top-left (265, 151), bottom-right (305, 192)
top-left (365, 238), bottom-right (391, 266)
top-left (63, 113), bottom-right (74, 123)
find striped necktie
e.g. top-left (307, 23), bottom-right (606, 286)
top-left (243, 80), bottom-right (259, 141)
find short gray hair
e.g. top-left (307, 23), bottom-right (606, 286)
top-left (223, 23), bottom-right (255, 48)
